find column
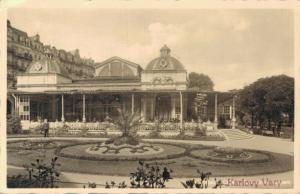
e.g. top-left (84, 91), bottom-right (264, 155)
top-left (141, 97), bottom-right (146, 121)
top-left (179, 91), bottom-right (183, 129)
top-left (28, 96), bottom-right (30, 121)
top-left (51, 95), bottom-right (56, 122)
top-left (131, 93), bottom-right (135, 115)
top-left (150, 94), bottom-right (155, 120)
top-left (231, 95), bottom-right (236, 129)
top-left (214, 93), bottom-right (218, 130)
top-left (82, 94), bottom-right (86, 122)
top-left (61, 94), bottom-right (65, 122)
top-left (171, 95), bottom-right (176, 119)
top-left (15, 95), bottom-right (19, 115)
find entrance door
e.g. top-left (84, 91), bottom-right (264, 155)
top-left (155, 94), bottom-right (171, 121)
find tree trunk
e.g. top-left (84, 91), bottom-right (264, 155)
top-left (251, 112), bottom-right (254, 129)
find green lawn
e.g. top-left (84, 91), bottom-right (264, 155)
top-left (7, 139), bottom-right (294, 178)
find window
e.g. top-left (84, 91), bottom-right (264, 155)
top-left (19, 96), bottom-right (30, 121)
top-left (23, 105), bottom-right (29, 111)
top-left (224, 106), bottom-right (230, 114)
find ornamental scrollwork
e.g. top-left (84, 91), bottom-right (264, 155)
top-left (152, 76), bottom-right (174, 84)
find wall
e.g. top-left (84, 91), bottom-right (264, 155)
top-left (141, 71), bottom-right (187, 90)
top-left (16, 74), bottom-right (72, 92)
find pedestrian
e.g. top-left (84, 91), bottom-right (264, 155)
top-left (43, 119), bottom-right (49, 137)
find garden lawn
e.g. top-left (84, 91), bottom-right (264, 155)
top-left (7, 139), bottom-right (293, 178)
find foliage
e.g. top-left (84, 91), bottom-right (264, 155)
top-left (105, 181), bottom-right (127, 188)
top-left (237, 75), bottom-right (294, 134)
top-left (188, 72), bottom-right (214, 91)
top-left (10, 139), bottom-right (59, 150)
top-left (54, 124), bottom-right (70, 135)
top-left (129, 161), bottom-right (173, 188)
top-left (106, 110), bottom-right (142, 145)
top-left (181, 170), bottom-right (222, 189)
top-left (7, 157), bottom-right (60, 188)
top-left (194, 126), bottom-right (206, 137)
top-left (148, 120), bottom-right (161, 138)
top-left (7, 114), bottom-right (22, 134)
top-left (114, 109), bottom-right (142, 136)
top-left (84, 161), bottom-right (172, 188)
top-left (105, 135), bottom-right (139, 146)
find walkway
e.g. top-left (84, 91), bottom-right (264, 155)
top-left (219, 129), bottom-right (254, 141)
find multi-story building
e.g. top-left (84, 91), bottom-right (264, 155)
top-left (7, 20), bottom-right (95, 88)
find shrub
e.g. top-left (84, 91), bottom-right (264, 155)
top-left (181, 170), bottom-right (223, 189)
top-left (195, 126), bottom-right (206, 137)
top-left (105, 135), bottom-right (139, 146)
top-left (30, 123), bottom-right (44, 134)
top-left (129, 161), bottom-right (173, 188)
top-left (55, 124), bottom-right (70, 135)
top-left (7, 114), bottom-right (22, 134)
top-left (7, 157), bottom-right (60, 188)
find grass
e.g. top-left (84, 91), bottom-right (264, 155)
top-left (7, 132), bottom-right (225, 141)
top-left (7, 139), bottom-right (294, 178)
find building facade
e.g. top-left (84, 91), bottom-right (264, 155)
top-left (7, 20), bottom-right (95, 88)
top-left (7, 21), bottom-right (237, 130)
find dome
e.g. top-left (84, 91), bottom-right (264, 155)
top-left (26, 56), bottom-right (68, 76)
top-left (145, 45), bottom-right (185, 71)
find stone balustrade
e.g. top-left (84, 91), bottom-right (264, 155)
top-left (21, 120), bottom-right (216, 134)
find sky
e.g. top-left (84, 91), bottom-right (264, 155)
top-left (8, 8), bottom-right (294, 91)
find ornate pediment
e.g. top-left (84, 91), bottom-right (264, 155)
top-left (152, 76), bottom-right (174, 84)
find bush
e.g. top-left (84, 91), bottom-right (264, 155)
top-left (7, 114), bottom-right (22, 134)
top-left (55, 124), bottom-right (70, 135)
top-left (105, 135), bottom-right (140, 146)
top-left (181, 170), bottom-right (223, 189)
top-left (7, 157), bottom-right (60, 188)
top-left (194, 126), bottom-right (206, 137)
top-left (30, 123), bottom-right (44, 135)
top-left (129, 161), bottom-right (173, 188)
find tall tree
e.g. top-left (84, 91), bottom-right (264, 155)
top-left (237, 75), bottom-right (294, 132)
top-left (188, 72), bottom-right (214, 91)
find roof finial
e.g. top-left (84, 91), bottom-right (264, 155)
top-left (160, 44), bottom-right (171, 57)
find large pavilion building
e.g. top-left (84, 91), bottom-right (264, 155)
top-left (8, 43), bottom-right (237, 130)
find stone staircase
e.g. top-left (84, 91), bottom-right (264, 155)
top-left (219, 129), bottom-right (254, 141)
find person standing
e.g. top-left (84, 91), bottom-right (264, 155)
top-left (43, 119), bottom-right (49, 137)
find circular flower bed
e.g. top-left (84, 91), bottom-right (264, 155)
top-left (87, 142), bottom-right (164, 156)
top-left (7, 139), bottom-right (60, 150)
top-left (189, 146), bottom-right (272, 163)
top-left (208, 147), bottom-right (251, 159)
top-left (55, 142), bottom-right (188, 161)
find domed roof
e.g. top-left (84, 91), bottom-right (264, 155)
top-left (145, 45), bottom-right (185, 71)
top-left (26, 55), bottom-right (68, 76)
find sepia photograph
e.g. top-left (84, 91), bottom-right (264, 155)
top-left (1, 1), bottom-right (296, 191)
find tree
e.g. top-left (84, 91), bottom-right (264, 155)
top-left (105, 109), bottom-right (142, 146)
top-left (237, 75), bottom-right (294, 134)
top-left (188, 72), bottom-right (214, 91)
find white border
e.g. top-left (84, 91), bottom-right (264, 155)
top-left (0, 0), bottom-right (299, 193)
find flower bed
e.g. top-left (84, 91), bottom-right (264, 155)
top-left (55, 142), bottom-right (188, 161)
top-left (7, 139), bottom-right (61, 150)
top-left (188, 147), bottom-right (273, 163)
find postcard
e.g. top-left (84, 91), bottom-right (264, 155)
top-left (0, 0), bottom-right (299, 193)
